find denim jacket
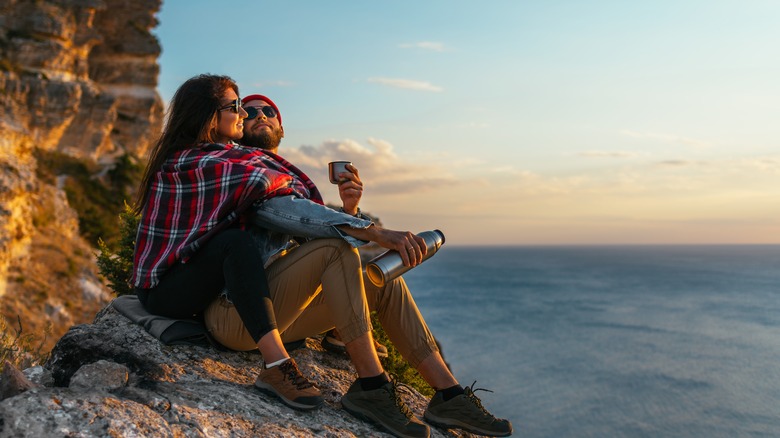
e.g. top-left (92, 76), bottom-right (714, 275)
top-left (250, 195), bottom-right (373, 267)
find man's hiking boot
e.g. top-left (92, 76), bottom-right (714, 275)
top-left (424, 382), bottom-right (513, 436)
top-left (341, 378), bottom-right (430, 438)
top-left (254, 358), bottom-right (323, 410)
top-left (321, 329), bottom-right (389, 358)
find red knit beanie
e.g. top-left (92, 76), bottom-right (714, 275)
top-left (241, 94), bottom-right (282, 127)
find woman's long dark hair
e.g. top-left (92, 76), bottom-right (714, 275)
top-left (134, 74), bottom-right (239, 214)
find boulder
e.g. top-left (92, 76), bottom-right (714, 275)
top-left (0, 304), bottom-right (466, 437)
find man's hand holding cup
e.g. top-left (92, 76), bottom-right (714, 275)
top-left (328, 160), bottom-right (363, 215)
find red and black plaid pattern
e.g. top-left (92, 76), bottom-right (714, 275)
top-left (132, 143), bottom-right (323, 288)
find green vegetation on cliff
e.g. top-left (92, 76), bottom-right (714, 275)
top-left (96, 205), bottom-right (139, 297)
top-left (34, 149), bottom-right (142, 249)
top-left (1, 315), bottom-right (50, 369)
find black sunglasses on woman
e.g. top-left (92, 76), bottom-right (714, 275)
top-left (218, 99), bottom-right (242, 113)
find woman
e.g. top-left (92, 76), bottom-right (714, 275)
top-left (131, 74), bottom-right (323, 411)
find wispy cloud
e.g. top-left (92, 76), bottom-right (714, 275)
top-left (398, 41), bottom-right (447, 52)
top-left (279, 137), bottom-right (457, 196)
top-left (275, 137), bottom-right (780, 246)
top-left (579, 151), bottom-right (639, 158)
top-left (367, 77), bottom-right (443, 92)
top-left (620, 130), bottom-right (712, 149)
top-left (737, 156), bottom-right (780, 174)
top-left (655, 159), bottom-right (708, 167)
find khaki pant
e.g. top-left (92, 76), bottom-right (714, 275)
top-left (205, 238), bottom-right (439, 367)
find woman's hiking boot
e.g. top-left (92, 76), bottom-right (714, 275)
top-left (254, 358), bottom-right (324, 410)
top-left (423, 381), bottom-right (513, 436)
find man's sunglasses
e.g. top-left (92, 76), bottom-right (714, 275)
top-left (218, 99), bottom-right (242, 113)
top-left (245, 105), bottom-right (278, 120)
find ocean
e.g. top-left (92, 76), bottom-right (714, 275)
top-left (402, 245), bottom-right (780, 438)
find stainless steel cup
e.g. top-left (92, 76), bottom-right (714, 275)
top-left (328, 161), bottom-right (352, 184)
top-left (365, 230), bottom-right (445, 287)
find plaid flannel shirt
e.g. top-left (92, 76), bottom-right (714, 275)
top-left (132, 143), bottom-right (323, 289)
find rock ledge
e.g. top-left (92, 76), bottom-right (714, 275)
top-left (0, 304), bottom-right (467, 437)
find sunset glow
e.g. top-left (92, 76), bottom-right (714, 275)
top-left (155, 1), bottom-right (780, 245)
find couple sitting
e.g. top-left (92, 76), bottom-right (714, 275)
top-left (132, 74), bottom-right (512, 438)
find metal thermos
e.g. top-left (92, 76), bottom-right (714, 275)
top-left (365, 230), bottom-right (445, 287)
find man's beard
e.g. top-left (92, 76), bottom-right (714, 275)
top-left (241, 127), bottom-right (283, 151)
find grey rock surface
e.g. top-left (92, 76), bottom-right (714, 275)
top-left (0, 361), bottom-right (38, 401)
top-left (0, 304), bottom-right (467, 437)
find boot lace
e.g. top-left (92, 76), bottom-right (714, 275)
top-left (388, 374), bottom-right (415, 419)
top-left (463, 381), bottom-right (495, 418)
top-left (280, 360), bottom-right (314, 390)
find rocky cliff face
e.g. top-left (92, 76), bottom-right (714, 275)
top-left (0, 304), bottom-right (466, 437)
top-left (0, 0), bottom-right (163, 350)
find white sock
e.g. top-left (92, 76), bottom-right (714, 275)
top-left (265, 357), bottom-right (290, 368)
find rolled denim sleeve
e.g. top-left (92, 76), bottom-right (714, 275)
top-left (251, 195), bottom-right (373, 247)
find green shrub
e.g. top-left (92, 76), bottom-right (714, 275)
top-left (96, 204), bottom-right (138, 296)
top-left (0, 315), bottom-right (50, 370)
top-left (372, 314), bottom-right (434, 397)
top-left (34, 149), bottom-right (141, 249)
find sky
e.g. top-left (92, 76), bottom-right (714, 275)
top-left (154, 0), bottom-right (780, 246)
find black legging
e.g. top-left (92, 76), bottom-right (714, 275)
top-left (136, 228), bottom-right (275, 343)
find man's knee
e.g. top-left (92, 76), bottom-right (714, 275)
top-left (309, 238), bottom-right (359, 264)
top-left (329, 238), bottom-right (356, 255)
top-left (204, 296), bottom-right (257, 351)
top-left (365, 275), bottom-right (409, 311)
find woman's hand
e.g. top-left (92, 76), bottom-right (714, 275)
top-left (338, 163), bottom-right (363, 215)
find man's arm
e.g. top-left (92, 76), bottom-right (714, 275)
top-left (253, 195), bottom-right (427, 267)
top-left (335, 224), bottom-right (427, 267)
top-left (252, 195), bottom-right (372, 246)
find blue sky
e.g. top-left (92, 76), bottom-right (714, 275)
top-left (154, 1), bottom-right (780, 245)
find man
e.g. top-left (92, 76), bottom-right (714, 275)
top-left (208, 94), bottom-right (513, 438)
top-left (238, 94), bottom-right (284, 154)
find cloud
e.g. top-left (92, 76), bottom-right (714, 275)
top-left (655, 160), bottom-right (707, 167)
top-left (367, 77), bottom-right (443, 92)
top-left (620, 130), bottom-right (712, 149)
top-left (738, 156), bottom-right (780, 174)
top-left (398, 41), bottom-right (447, 52)
top-left (278, 138), bottom-right (780, 229)
top-left (579, 151), bottom-right (639, 158)
top-left (279, 138), bottom-right (458, 195)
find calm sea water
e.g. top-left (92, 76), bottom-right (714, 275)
top-left (402, 245), bottom-right (780, 438)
